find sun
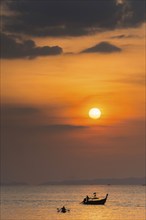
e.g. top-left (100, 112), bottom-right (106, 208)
top-left (89, 108), bottom-right (101, 119)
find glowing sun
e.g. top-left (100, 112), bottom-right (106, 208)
top-left (89, 108), bottom-right (101, 119)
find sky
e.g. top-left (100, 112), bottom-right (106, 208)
top-left (1, 0), bottom-right (145, 184)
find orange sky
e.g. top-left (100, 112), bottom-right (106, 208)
top-left (1, 1), bottom-right (145, 184)
top-left (2, 26), bottom-right (145, 125)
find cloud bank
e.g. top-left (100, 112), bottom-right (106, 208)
top-left (1, 33), bottom-right (63, 59)
top-left (1, 103), bottom-right (88, 132)
top-left (2, 0), bottom-right (145, 37)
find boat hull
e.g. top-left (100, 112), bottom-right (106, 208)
top-left (82, 194), bottom-right (108, 205)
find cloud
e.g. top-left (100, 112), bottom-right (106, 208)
top-left (1, 103), bottom-right (88, 132)
top-left (1, 103), bottom-right (42, 129)
top-left (123, 75), bottom-right (145, 86)
top-left (116, 0), bottom-right (145, 27)
top-left (38, 124), bottom-right (88, 133)
top-left (1, 33), bottom-right (63, 59)
top-left (1, 0), bottom-right (145, 37)
top-left (108, 74), bottom-right (145, 86)
top-left (81, 41), bottom-right (122, 53)
top-left (110, 34), bottom-right (140, 39)
top-left (2, 104), bottom-right (40, 115)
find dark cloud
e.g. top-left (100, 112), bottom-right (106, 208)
top-left (111, 34), bottom-right (127, 39)
top-left (1, 103), bottom-right (42, 130)
top-left (38, 124), bottom-right (88, 133)
top-left (1, 0), bottom-right (145, 37)
top-left (119, 0), bottom-right (145, 27)
top-left (2, 104), bottom-right (40, 116)
top-left (110, 34), bottom-right (141, 39)
top-left (81, 41), bottom-right (122, 53)
top-left (1, 33), bottom-right (63, 59)
top-left (1, 103), bottom-right (88, 132)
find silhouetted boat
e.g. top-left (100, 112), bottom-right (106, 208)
top-left (57, 206), bottom-right (70, 213)
top-left (81, 193), bottom-right (108, 205)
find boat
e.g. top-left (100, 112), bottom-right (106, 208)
top-left (57, 206), bottom-right (70, 213)
top-left (81, 193), bottom-right (108, 205)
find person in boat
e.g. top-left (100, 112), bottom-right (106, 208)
top-left (83, 195), bottom-right (89, 203)
top-left (61, 206), bottom-right (66, 212)
top-left (93, 192), bottom-right (97, 199)
top-left (86, 195), bottom-right (89, 202)
top-left (83, 198), bottom-right (86, 203)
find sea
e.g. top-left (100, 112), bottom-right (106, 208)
top-left (1, 185), bottom-right (145, 220)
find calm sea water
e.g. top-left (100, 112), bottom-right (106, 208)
top-left (1, 185), bottom-right (145, 220)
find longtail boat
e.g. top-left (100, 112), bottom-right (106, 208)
top-left (81, 193), bottom-right (108, 205)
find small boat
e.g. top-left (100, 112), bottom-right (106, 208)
top-left (81, 193), bottom-right (108, 205)
top-left (57, 206), bottom-right (70, 213)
